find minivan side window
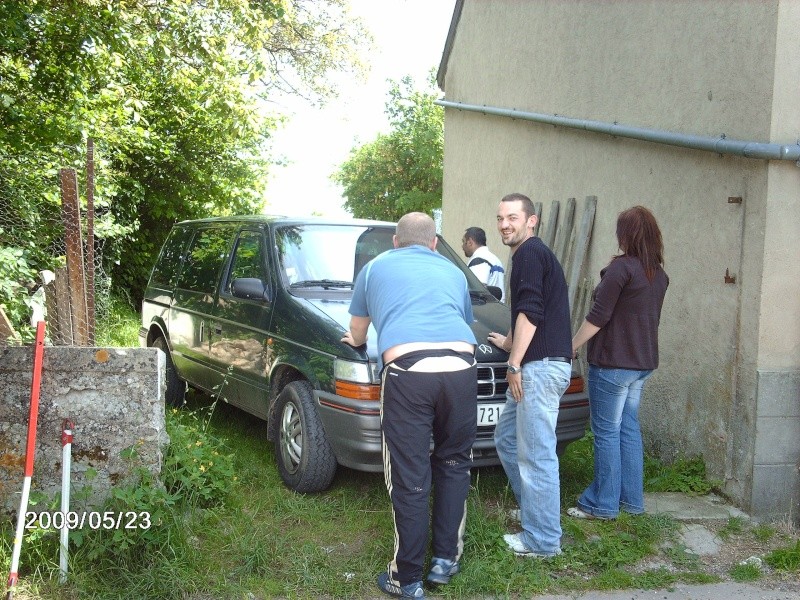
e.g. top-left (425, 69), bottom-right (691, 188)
top-left (177, 227), bottom-right (232, 295)
top-left (149, 226), bottom-right (192, 289)
top-left (225, 230), bottom-right (267, 292)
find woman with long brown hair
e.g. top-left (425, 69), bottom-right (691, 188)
top-left (568, 206), bottom-right (669, 519)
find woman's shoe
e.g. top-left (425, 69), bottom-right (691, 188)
top-left (567, 506), bottom-right (612, 520)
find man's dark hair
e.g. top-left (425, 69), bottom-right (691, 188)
top-left (464, 227), bottom-right (487, 246)
top-left (501, 192), bottom-right (536, 218)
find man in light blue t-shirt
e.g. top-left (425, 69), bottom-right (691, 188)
top-left (342, 212), bottom-right (477, 600)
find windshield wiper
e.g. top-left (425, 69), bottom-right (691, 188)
top-left (290, 279), bottom-right (354, 289)
top-left (469, 289), bottom-right (492, 300)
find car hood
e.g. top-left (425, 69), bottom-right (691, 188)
top-left (305, 297), bottom-right (363, 333)
top-left (303, 297), bottom-right (382, 359)
top-left (470, 300), bottom-right (511, 363)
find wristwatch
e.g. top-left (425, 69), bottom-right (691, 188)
top-left (507, 363), bottom-right (522, 375)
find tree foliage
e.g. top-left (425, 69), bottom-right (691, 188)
top-left (333, 72), bottom-right (443, 221)
top-left (0, 0), bottom-right (369, 329)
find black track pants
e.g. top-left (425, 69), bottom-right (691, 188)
top-left (380, 350), bottom-right (477, 585)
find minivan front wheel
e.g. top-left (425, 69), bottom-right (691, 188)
top-left (275, 380), bottom-right (337, 493)
top-left (152, 336), bottom-right (186, 408)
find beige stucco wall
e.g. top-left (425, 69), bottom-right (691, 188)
top-left (439, 0), bottom-right (799, 520)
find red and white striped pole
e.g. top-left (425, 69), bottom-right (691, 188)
top-left (5, 321), bottom-right (46, 600)
top-left (59, 419), bottom-right (74, 584)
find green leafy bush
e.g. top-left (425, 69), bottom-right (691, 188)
top-left (70, 469), bottom-right (178, 563)
top-left (644, 455), bottom-right (715, 495)
top-left (0, 244), bottom-right (38, 341)
top-left (162, 408), bottom-right (237, 508)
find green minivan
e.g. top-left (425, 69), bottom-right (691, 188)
top-left (140, 216), bottom-right (589, 492)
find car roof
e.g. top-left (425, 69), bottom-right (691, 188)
top-left (175, 214), bottom-right (398, 228)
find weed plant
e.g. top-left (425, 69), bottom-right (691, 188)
top-left (752, 523), bottom-right (777, 543)
top-left (730, 560), bottom-right (762, 582)
top-left (644, 454), bottom-right (716, 495)
top-left (718, 516), bottom-right (747, 541)
top-left (765, 538), bottom-right (800, 571)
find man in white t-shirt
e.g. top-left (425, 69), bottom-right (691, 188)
top-left (462, 227), bottom-right (506, 302)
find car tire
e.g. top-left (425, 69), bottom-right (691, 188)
top-left (152, 336), bottom-right (186, 408)
top-left (275, 380), bottom-right (337, 493)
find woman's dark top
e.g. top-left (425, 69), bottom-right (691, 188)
top-left (586, 255), bottom-right (669, 370)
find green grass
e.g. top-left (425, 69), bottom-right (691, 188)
top-left (2, 404), bottom-right (730, 599)
top-left (94, 292), bottom-right (141, 348)
top-left (4, 298), bottom-right (796, 598)
top-left (718, 516), bottom-right (747, 541)
top-left (752, 523), bottom-right (777, 543)
top-left (765, 538), bottom-right (800, 571)
top-left (730, 561), bottom-right (762, 582)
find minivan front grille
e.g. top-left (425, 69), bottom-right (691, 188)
top-left (477, 362), bottom-right (509, 401)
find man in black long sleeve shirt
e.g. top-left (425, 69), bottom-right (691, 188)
top-left (488, 193), bottom-right (572, 558)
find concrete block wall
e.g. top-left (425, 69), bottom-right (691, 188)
top-left (0, 346), bottom-right (168, 514)
top-left (752, 370), bottom-right (800, 521)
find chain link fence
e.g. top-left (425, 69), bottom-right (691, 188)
top-left (0, 141), bottom-right (114, 347)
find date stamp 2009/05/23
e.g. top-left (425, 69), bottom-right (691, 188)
top-left (25, 511), bottom-right (151, 531)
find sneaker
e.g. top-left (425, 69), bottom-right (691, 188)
top-left (567, 506), bottom-right (612, 520)
top-left (508, 508), bottom-right (521, 522)
top-left (502, 533), bottom-right (561, 559)
top-left (376, 571), bottom-right (426, 599)
top-left (426, 556), bottom-right (460, 585)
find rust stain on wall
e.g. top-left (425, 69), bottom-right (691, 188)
top-left (72, 445), bottom-right (109, 464)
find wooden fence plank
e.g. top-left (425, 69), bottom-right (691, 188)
top-left (540, 200), bottom-right (560, 249)
top-left (571, 276), bottom-right (594, 378)
top-left (554, 197), bottom-right (576, 266)
top-left (567, 196), bottom-right (597, 312)
top-left (0, 306), bottom-right (18, 343)
top-left (48, 267), bottom-right (74, 345)
top-left (532, 201), bottom-right (543, 237)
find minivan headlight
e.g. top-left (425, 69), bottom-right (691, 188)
top-left (334, 359), bottom-right (381, 400)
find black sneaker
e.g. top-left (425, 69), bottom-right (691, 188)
top-left (376, 571), bottom-right (426, 599)
top-left (426, 556), bottom-right (460, 585)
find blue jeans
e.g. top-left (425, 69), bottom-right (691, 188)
top-left (494, 359), bottom-right (571, 555)
top-left (577, 365), bottom-right (653, 519)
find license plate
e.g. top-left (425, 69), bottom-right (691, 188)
top-left (477, 403), bottom-right (505, 426)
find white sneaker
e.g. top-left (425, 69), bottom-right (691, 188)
top-left (502, 533), bottom-right (561, 558)
top-left (508, 508), bottom-right (521, 522)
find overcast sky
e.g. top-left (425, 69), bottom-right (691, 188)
top-left (263, 0), bottom-right (456, 217)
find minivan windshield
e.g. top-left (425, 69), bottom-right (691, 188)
top-left (275, 223), bottom-right (500, 301)
top-left (276, 224), bottom-right (395, 287)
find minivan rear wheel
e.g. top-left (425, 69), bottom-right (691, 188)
top-left (152, 336), bottom-right (186, 407)
top-left (275, 380), bottom-right (337, 493)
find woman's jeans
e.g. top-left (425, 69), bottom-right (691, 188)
top-left (494, 359), bottom-right (571, 555)
top-left (577, 365), bottom-right (653, 519)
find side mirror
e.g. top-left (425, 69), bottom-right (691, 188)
top-left (487, 285), bottom-right (503, 301)
top-left (231, 277), bottom-right (271, 302)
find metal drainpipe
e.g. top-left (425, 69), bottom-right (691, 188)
top-left (435, 99), bottom-right (800, 165)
